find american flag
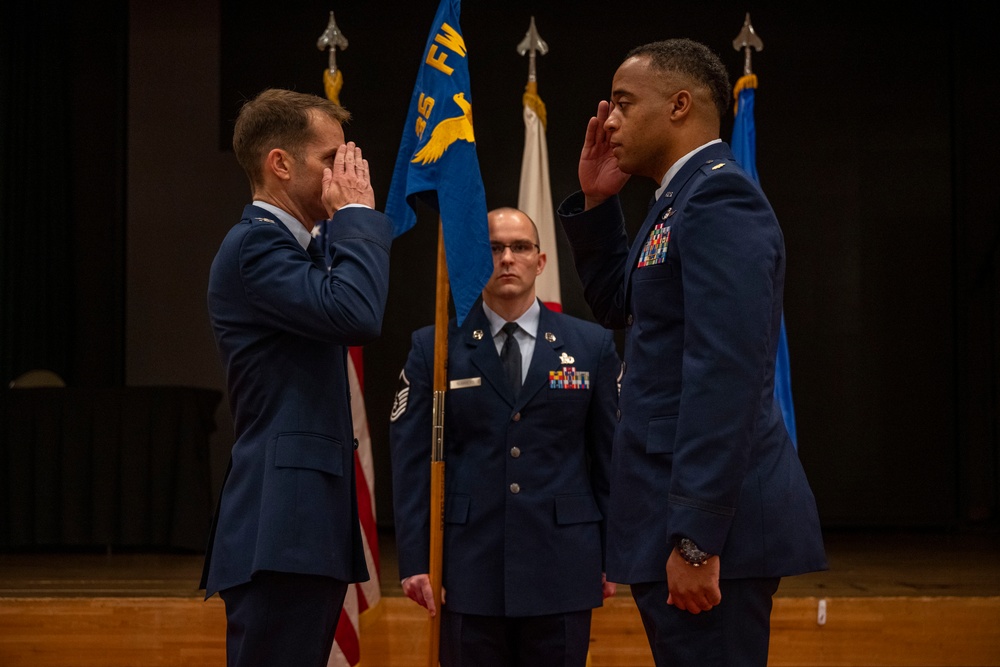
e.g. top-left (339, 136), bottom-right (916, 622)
top-left (326, 346), bottom-right (381, 667)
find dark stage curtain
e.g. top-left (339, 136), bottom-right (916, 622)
top-left (0, 0), bottom-right (127, 387)
top-left (1, 386), bottom-right (221, 551)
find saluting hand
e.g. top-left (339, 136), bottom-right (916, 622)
top-left (323, 141), bottom-right (375, 216)
top-left (579, 100), bottom-right (630, 210)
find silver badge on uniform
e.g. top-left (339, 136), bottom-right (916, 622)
top-left (559, 352), bottom-right (575, 364)
top-left (544, 332), bottom-right (556, 342)
top-left (472, 329), bottom-right (484, 340)
top-left (449, 377), bottom-right (481, 390)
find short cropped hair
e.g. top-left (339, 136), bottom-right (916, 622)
top-left (626, 39), bottom-right (731, 121)
top-left (232, 88), bottom-right (351, 188)
top-left (488, 207), bottom-right (541, 247)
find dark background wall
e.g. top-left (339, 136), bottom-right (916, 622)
top-left (2, 0), bottom-right (998, 539)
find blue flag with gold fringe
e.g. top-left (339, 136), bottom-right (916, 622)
top-left (384, 0), bottom-right (492, 325)
top-left (732, 74), bottom-right (799, 448)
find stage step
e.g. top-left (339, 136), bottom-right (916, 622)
top-left (1, 595), bottom-right (998, 666)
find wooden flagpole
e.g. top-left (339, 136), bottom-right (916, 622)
top-left (427, 219), bottom-right (449, 666)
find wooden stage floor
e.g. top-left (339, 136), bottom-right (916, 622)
top-left (1, 529), bottom-right (999, 666)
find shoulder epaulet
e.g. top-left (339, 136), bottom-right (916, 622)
top-left (702, 159), bottom-right (729, 172)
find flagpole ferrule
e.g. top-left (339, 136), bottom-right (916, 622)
top-left (432, 390), bottom-right (446, 462)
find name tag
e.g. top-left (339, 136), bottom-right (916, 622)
top-left (449, 377), bottom-right (482, 390)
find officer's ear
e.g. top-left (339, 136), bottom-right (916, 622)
top-left (265, 148), bottom-right (294, 182)
top-left (670, 90), bottom-right (692, 120)
top-left (535, 251), bottom-right (547, 277)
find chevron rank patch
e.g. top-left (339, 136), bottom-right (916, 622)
top-left (390, 369), bottom-right (410, 422)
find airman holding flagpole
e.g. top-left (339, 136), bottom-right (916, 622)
top-left (390, 207), bottom-right (619, 666)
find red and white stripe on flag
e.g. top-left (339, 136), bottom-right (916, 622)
top-left (328, 347), bottom-right (382, 667)
top-left (518, 86), bottom-right (562, 311)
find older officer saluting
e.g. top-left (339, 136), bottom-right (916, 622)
top-left (202, 88), bottom-right (392, 667)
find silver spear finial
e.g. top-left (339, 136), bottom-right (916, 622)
top-left (317, 11), bottom-right (348, 75)
top-left (516, 16), bottom-right (549, 83)
top-left (732, 12), bottom-right (763, 76)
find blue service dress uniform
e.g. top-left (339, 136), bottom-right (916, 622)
top-left (202, 203), bottom-right (392, 597)
top-left (389, 301), bottom-right (619, 630)
top-left (558, 142), bottom-right (827, 663)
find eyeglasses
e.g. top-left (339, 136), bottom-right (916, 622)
top-left (490, 241), bottom-right (539, 256)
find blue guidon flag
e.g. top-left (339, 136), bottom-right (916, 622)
top-left (731, 72), bottom-right (799, 448)
top-left (384, 0), bottom-right (492, 325)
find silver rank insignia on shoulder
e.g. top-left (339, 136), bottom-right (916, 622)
top-left (253, 217), bottom-right (276, 224)
top-left (661, 208), bottom-right (675, 221)
top-left (711, 163), bottom-right (725, 170)
top-left (472, 329), bottom-right (484, 340)
top-left (559, 352), bottom-right (575, 364)
top-left (544, 332), bottom-right (556, 342)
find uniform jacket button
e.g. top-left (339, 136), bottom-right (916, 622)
top-left (509, 483), bottom-right (521, 494)
top-left (510, 446), bottom-right (521, 458)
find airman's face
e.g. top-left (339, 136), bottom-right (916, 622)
top-left (482, 210), bottom-right (546, 304)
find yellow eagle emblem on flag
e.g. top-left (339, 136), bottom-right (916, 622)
top-left (411, 92), bottom-right (475, 165)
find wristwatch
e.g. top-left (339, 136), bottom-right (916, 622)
top-left (677, 537), bottom-right (713, 567)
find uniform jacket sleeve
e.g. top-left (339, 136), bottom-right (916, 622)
top-left (235, 207), bottom-right (392, 345)
top-left (587, 328), bottom-right (620, 566)
top-left (389, 327), bottom-right (435, 579)
top-left (557, 193), bottom-right (632, 330)
top-left (667, 168), bottom-right (784, 555)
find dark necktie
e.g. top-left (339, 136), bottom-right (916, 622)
top-left (500, 322), bottom-right (522, 394)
